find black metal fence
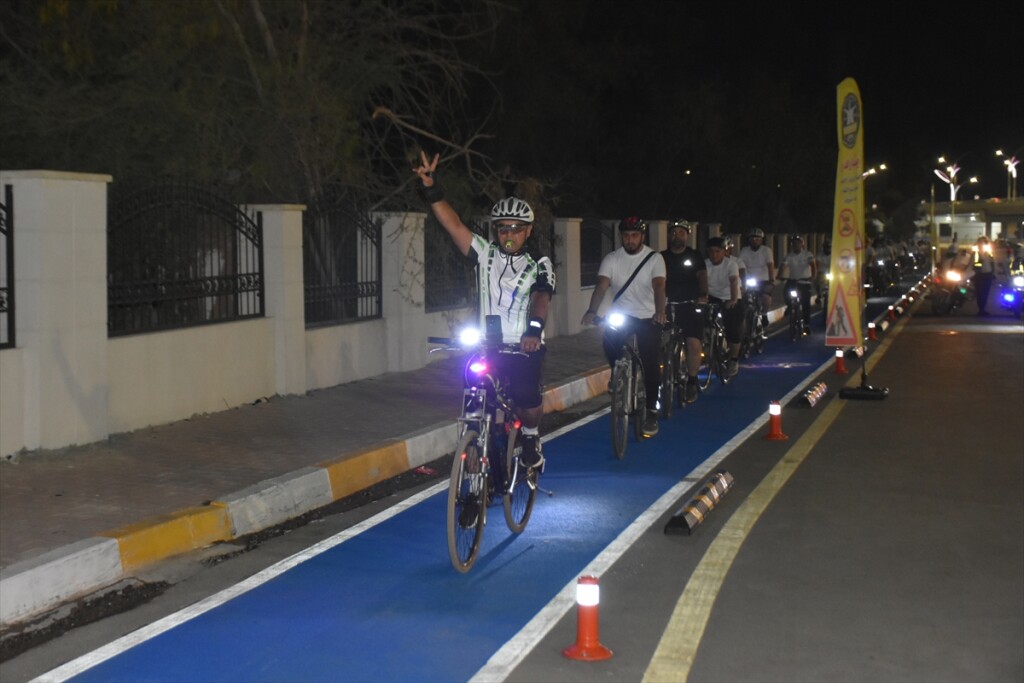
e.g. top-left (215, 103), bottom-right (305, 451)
top-left (303, 202), bottom-right (382, 327)
top-left (0, 184), bottom-right (13, 349)
top-left (424, 216), bottom-right (488, 312)
top-left (107, 183), bottom-right (264, 337)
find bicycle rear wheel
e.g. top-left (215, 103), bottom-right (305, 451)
top-left (610, 361), bottom-right (628, 459)
top-left (447, 430), bottom-right (487, 573)
top-left (503, 425), bottom-right (537, 533)
top-left (632, 356), bottom-right (647, 442)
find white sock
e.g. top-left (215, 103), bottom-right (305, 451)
top-left (521, 426), bottom-right (539, 437)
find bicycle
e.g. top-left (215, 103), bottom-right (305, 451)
top-left (698, 301), bottom-right (735, 387)
top-left (658, 304), bottom-right (688, 418)
top-left (739, 279), bottom-right (767, 358)
top-left (430, 328), bottom-right (539, 573)
top-left (783, 279), bottom-right (812, 340)
top-left (599, 312), bottom-right (648, 459)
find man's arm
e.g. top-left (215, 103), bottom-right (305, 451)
top-left (767, 256), bottom-right (776, 282)
top-left (581, 276), bottom-right (611, 325)
top-left (652, 276), bottom-right (667, 324)
top-left (412, 151), bottom-right (474, 256)
top-left (521, 289), bottom-right (551, 352)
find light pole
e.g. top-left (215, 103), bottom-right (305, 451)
top-left (934, 155), bottom-right (978, 221)
top-left (996, 148), bottom-right (1021, 200)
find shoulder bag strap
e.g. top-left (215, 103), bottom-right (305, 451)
top-left (612, 251), bottom-right (657, 302)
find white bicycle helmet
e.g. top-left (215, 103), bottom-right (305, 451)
top-left (490, 197), bottom-right (534, 223)
top-left (748, 228), bottom-right (765, 238)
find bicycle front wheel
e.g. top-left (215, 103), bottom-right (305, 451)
top-left (447, 431), bottom-right (487, 573)
top-left (502, 426), bottom-right (537, 533)
top-left (658, 342), bottom-right (674, 420)
top-left (610, 360), bottom-right (629, 459)
top-left (699, 331), bottom-right (714, 390)
top-left (673, 340), bottom-right (688, 408)
top-left (632, 356), bottom-right (647, 442)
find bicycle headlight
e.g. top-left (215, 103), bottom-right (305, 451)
top-left (745, 277), bottom-right (757, 287)
top-left (789, 289), bottom-right (799, 299)
top-left (1013, 275), bottom-right (1024, 288)
top-left (458, 326), bottom-right (481, 347)
top-left (825, 272), bottom-right (833, 281)
top-left (945, 271), bottom-right (962, 283)
top-left (877, 260), bottom-right (884, 266)
top-left (607, 311), bottom-right (626, 329)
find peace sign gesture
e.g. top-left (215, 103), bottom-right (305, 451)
top-left (413, 150), bottom-right (439, 187)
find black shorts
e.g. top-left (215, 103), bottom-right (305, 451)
top-left (491, 345), bottom-right (546, 410)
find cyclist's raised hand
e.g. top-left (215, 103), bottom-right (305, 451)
top-left (412, 150), bottom-right (439, 187)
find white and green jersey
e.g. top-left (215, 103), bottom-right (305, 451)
top-left (469, 233), bottom-right (556, 344)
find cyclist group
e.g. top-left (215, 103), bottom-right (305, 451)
top-left (413, 151), bottom-right (818, 465)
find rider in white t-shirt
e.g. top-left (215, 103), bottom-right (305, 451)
top-left (582, 217), bottom-right (667, 438)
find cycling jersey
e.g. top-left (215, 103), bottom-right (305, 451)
top-left (739, 244), bottom-right (774, 281)
top-left (468, 233), bottom-right (555, 344)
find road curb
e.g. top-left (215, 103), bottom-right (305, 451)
top-left (0, 365), bottom-right (614, 627)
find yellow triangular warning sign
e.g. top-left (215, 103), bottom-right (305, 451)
top-left (826, 285), bottom-right (858, 346)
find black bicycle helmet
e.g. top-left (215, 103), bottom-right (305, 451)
top-left (618, 216), bottom-right (648, 233)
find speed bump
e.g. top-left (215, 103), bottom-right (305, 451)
top-left (664, 470), bottom-right (735, 535)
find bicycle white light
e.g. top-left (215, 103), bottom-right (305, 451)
top-left (1002, 291), bottom-right (1016, 304)
top-left (458, 327), bottom-right (481, 346)
top-left (745, 277), bottom-right (757, 287)
top-left (1013, 275), bottom-right (1024, 288)
top-left (946, 271), bottom-right (961, 283)
top-left (877, 259), bottom-right (884, 266)
top-left (607, 312), bottom-right (626, 328)
top-left (789, 289), bottom-right (798, 298)
top-left (826, 272), bottom-right (833, 281)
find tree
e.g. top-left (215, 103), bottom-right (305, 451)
top-left (0, 0), bottom-right (505, 208)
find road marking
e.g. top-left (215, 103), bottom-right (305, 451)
top-left (903, 323), bottom-right (1022, 334)
top-left (642, 322), bottom-right (903, 683)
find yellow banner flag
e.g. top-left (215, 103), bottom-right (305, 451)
top-left (826, 78), bottom-right (865, 347)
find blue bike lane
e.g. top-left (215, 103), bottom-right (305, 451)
top-left (52, 330), bottom-right (842, 683)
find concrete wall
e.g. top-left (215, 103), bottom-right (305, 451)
top-left (0, 170), bottom-right (797, 457)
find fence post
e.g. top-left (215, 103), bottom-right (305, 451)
top-left (0, 170), bottom-right (112, 454)
top-left (380, 212), bottom-right (428, 372)
top-left (251, 204), bottom-right (308, 397)
top-left (553, 217), bottom-right (582, 337)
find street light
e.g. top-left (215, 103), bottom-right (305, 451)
top-left (995, 148), bottom-right (1021, 200)
top-left (862, 162), bottom-right (888, 178)
top-left (934, 157), bottom-right (978, 203)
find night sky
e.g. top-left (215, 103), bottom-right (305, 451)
top-left (496, 2), bottom-right (1023, 207)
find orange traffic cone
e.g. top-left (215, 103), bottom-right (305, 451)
top-left (563, 576), bottom-right (613, 661)
top-left (835, 349), bottom-right (848, 375)
top-left (763, 401), bottom-right (789, 441)
top-left (867, 322), bottom-right (878, 341)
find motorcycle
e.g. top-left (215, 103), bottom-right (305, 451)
top-left (997, 274), bottom-right (1024, 319)
top-left (930, 265), bottom-right (972, 315)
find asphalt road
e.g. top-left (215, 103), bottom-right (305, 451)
top-left (3, 284), bottom-right (1021, 683)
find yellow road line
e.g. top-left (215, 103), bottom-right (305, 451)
top-left (643, 319), bottom-right (904, 682)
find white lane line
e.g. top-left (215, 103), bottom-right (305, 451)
top-left (470, 357), bottom-right (833, 682)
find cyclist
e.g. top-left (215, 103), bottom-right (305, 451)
top-left (725, 237), bottom-right (747, 291)
top-left (581, 217), bottom-right (667, 437)
top-left (660, 220), bottom-right (708, 403)
top-left (738, 228), bottom-right (775, 330)
top-left (413, 151), bottom-right (555, 470)
top-left (816, 237), bottom-right (832, 309)
top-left (777, 235), bottom-right (817, 335)
top-left (704, 237), bottom-right (743, 378)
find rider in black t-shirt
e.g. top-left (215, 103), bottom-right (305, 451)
top-left (660, 220), bottom-right (708, 403)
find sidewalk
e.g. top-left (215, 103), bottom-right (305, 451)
top-left (0, 294), bottom-right (796, 627)
top-left (0, 327), bottom-right (614, 625)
